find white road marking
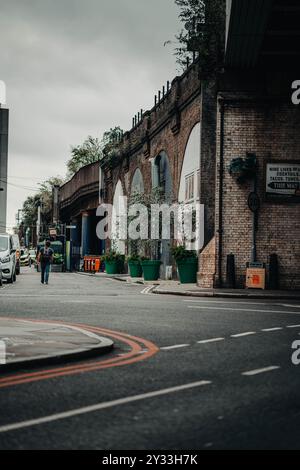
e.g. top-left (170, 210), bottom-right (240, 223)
top-left (188, 306), bottom-right (300, 315)
top-left (261, 327), bottom-right (283, 332)
top-left (160, 344), bottom-right (190, 350)
top-left (0, 380), bottom-right (212, 434)
top-left (286, 324), bottom-right (300, 329)
top-left (186, 299), bottom-right (300, 310)
top-left (281, 304), bottom-right (300, 309)
top-left (197, 338), bottom-right (225, 344)
top-left (141, 285), bottom-right (155, 295)
top-left (184, 299), bottom-right (269, 306)
top-left (231, 332), bottom-right (256, 338)
top-left (0, 294), bottom-right (76, 298)
top-left (242, 366), bottom-right (280, 376)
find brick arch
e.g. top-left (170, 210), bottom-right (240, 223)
top-left (153, 148), bottom-right (169, 159)
top-left (150, 140), bottom-right (175, 169)
top-left (127, 154), bottom-right (152, 194)
top-left (147, 102), bottom-right (201, 202)
top-left (112, 170), bottom-right (127, 199)
top-left (152, 150), bottom-right (173, 200)
top-left (177, 121), bottom-right (201, 201)
top-left (130, 166), bottom-right (144, 194)
top-left (178, 122), bottom-right (201, 184)
top-left (176, 118), bottom-right (201, 192)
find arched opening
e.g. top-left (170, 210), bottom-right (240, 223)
top-left (178, 123), bottom-right (201, 251)
top-left (112, 180), bottom-right (126, 254)
top-left (129, 169), bottom-right (145, 258)
top-left (152, 151), bottom-right (173, 279)
top-left (152, 151), bottom-right (172, 201)
top-left (178, 123), bottom-right (201, 204)
top-left (131, 168), bottom-right (144, 195)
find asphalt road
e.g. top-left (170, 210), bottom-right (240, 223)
top-left (0, 267), bottom-right (300, 450)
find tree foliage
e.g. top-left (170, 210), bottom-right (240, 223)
top-left (67, 127), bottom-right (124, 177)
top-left (174, 0), bottom-right (205, 68)
top-left (174, 0), bottom-right (225, 75)
top-left (22, 176), bottom-right (64, 233)
top-left (66, 136), bottom-right (102, 177)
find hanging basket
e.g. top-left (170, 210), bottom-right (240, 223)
top-left (228, 154), bottom-right (257, 184)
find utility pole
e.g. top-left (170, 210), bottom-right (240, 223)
top-left (0, 105), bottom-right (9, 234)
top-left (52, 185), bottom-right (60, 225)
top-left (16, 209), bottom-right (23, 226)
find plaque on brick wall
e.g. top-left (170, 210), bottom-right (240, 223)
top-left (248, 192), bottom-right (260, 212)
top-left (265, 161), bottom-right (300, 202)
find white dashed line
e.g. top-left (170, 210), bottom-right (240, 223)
top-left (231, 332), bottom-right (256, 338)
top-left (0, 380), bottom-right (212, 434)
top-left (184, 300), bottom-right (269, 306)
top-left (197, 338), bottom-right (225, 344)
top-left (160, 344), bottom-right (190, 350)
top-left (286, 324), bottom-right (300, 329)
top-left (242, 366), bottom-right (280, 376)
top-left (261, 327), bottom-right (283, 332)
top-left (281, 304), bottom-right (300, 309)
top-left (188, 306), bottom-right (300, 315)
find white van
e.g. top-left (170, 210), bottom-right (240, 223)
top-left (0, 233), bottom-right (17, 283)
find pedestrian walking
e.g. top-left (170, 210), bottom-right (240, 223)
top-left (37, 240), bottom-right (54, 285)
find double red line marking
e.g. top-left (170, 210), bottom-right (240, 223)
top-left (0, 320), bottom-right (159, 389)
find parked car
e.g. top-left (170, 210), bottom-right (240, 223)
top-left (28, 249), bottom-right (37, 264)
top-left (12, 234), bottom-right (21, 275)
top-left (20, 249), bottom-right (31, 267)
top-left (0, 233), bottom-right (17, 284)
top-left (0, 260), bottom-right (3, 287)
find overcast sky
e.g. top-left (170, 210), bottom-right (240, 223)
top-left (0, 0), bottom-right (182, 231)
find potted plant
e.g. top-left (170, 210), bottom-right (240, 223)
top-left (127, 254), bottom-right (143, 278)
top-left (102, 251), bottom-right (125, 275)
top-left (172, 245), bottom-right (198, 284)
top-left (140, 257), bottom-right (161, 281)
top-left (228, 153), bottom-right (257, 184)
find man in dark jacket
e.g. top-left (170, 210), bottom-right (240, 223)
top-left (38, 240), bottom-right (53, 285)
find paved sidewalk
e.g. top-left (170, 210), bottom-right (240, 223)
top-left (0, 318), bottom-right (114, 371)
top-left (76, 272), bottom-right (300, 299)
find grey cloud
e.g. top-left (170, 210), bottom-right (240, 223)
top-left (0, 0), bottom-right (181, 229)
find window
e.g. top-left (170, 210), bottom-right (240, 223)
top-left (155, 156), bottom-right (166, 192)
top-left (185, 173), bottom-right (194, 202)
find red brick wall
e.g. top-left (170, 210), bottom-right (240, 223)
top-left (215, 96), bottom-right (300, 290)
top-left (105, 63), bottom-right (201, 205)
top-left (198, 236), bottom-right (216, 288)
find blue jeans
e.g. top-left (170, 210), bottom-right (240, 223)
top-left (41, 263), bottom-right (51, 284)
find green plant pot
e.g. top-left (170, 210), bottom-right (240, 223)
top-left (128, 261), bottom-right (142, 278)
top-left (141, 260), bottom-right (161, 281)
top-left (177, 258), bottom-right (198, 284)
top-left (105, 260), bottom-right (118, 275)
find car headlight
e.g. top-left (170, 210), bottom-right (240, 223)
top-left (1, 255), bottom-right (10, 263)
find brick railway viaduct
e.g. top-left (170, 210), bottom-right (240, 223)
top-left (59, 0), bottom-right (300, 289)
